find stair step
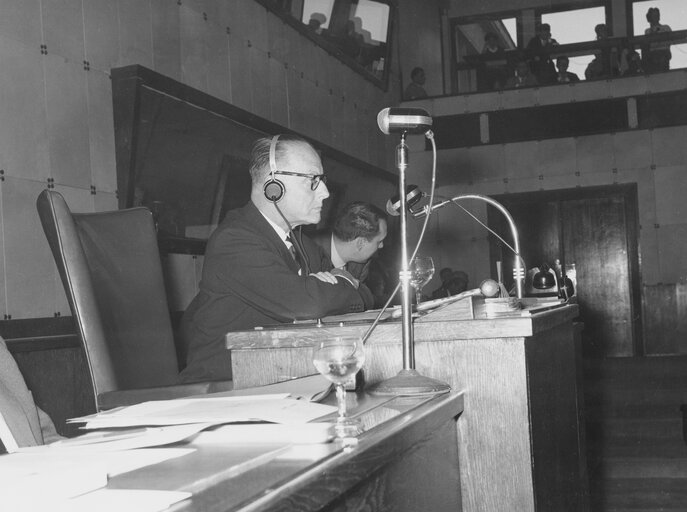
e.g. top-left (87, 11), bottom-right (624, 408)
top-left (587, 440), bottom-right (687, 460)
top-left (594, 457), bottom-right (687, 479)
top-left (589, 478), bottom-right (687, 511)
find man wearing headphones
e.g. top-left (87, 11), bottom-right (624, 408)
top-left (179, 134), bottom-right (373, 383)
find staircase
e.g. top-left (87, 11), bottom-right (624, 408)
top-left (583, 356), bottom-right (687, 511)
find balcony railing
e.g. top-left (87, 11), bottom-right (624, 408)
top-left (452, 30), bottom-right (687, 95)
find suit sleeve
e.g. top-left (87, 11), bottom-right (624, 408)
top-left (202, 224), bottom-right (369, 321)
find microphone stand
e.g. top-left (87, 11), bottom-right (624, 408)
top-left (370, 133), bottom-right (450, 396)
top-left (415, 195), bottom-right (525, 299)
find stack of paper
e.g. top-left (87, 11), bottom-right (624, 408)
top-left (69, 394), bottom-right (336, 429)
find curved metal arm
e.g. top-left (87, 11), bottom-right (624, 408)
top-left (415, 194), bottom-right (524, 299)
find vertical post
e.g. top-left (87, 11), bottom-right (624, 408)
top-left (396, 134), bottom-right (414, 370)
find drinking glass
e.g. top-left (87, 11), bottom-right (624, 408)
top-left (409, 256), bottom-right (435, 305)
top-left (313, 336), bottom-right (365, 438)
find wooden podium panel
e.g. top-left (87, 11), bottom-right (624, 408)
top-left (226, 304), bottom-right (588, 512)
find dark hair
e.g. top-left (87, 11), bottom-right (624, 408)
top-left (484, 31), bottom-right (498, 42)
top-left (410, 67), bottom-right (424, 80)
top-left (249, 134), bottom-right (314, 183)
top-left (539, 23), bottom-right (551, 32)
top-left (646, 7), bottom-right (660, 22)
top-left (556, 55), bottom-right (569, 64)
top-left (333, 202), bottom-right (386, 242)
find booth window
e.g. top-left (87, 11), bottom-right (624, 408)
top-left (258, 0), bottom-right (394, 89)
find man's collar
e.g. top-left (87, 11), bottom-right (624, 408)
top-left (330, 235), bottom-right (347, 268)
top-left (258, 207), bottom-right (290, 243)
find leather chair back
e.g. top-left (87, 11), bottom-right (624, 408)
top-left (36, 190), bottom-right (181, 400)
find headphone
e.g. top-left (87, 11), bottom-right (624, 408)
top-left (263, 134), bottom-right (285, 202)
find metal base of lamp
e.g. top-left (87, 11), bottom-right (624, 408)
top-left (368, 369), bottom-right (451, 396)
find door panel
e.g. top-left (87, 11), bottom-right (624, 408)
top-left (491, 185), bottom-right (640, 357)
top-left (562, 196), bottom-right (633, 356)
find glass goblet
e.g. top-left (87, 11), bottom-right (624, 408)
top-left (409, 256), bottom-right (435, 305)
top-left (312, 336), bottom-right (365, 438)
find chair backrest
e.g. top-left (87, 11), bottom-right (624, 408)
top-left (36, 190), bottom-right (181, 402)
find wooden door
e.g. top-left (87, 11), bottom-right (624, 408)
top-left (490, 185), bottom-right (641, 357)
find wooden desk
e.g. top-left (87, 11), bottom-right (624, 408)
top-left (107, 392), bottom-right (463, 512)
top-left (226, 304), bottom-right (588, 512)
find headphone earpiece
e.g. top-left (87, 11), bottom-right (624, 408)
top-left (264, 134), bottom-right (285, 202)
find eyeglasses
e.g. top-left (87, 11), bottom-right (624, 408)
top-left (274, 171), bottom-right (327, 191)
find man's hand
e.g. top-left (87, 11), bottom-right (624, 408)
top-left (329, 268), bottom-right (360, 289)
top-left (309, 271), bottom-right (338, 284)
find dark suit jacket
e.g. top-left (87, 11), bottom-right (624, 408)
top-left (179, 202), bottom-right (373, 383)
top-left (310, 232), bottom-right (369, 281)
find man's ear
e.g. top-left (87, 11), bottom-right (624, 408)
top-left (355, 237), bottom-right (366, 251)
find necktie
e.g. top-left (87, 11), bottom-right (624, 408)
top-left (286, 236), bottom-right (301, 271)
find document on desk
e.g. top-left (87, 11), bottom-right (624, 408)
top-left (69, 394), bottom-right (337, 429)
top-left (0, 448), bottom-right (192, 507)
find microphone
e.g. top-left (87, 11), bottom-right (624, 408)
top-left (386, 185), bottom-right (424, 216)
top-left (377, 107), bottom-right (433, 135)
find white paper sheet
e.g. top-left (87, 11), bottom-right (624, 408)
top-left (69, 395), bottom-right (336, 429)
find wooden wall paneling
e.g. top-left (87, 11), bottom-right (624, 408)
top-left (266, 7), bottom-right (289, 63)
top-left (268, 55), bottom-right (290, 129)
top-left (92, 191), bottom-right (118, 213)
top-left (330, 75), bottom-right (346, 151)
top-left (575, 133), bottom-right (615, 174)
top-left (611, 74), bottom-right (647, 97)
top-left (342, 94), bottom-right (357, 155)
top-left (505, 140), bottom-right (540, 180)
top-left (656, 224), bottom-right (687, 284)
top-left (435, 147), bottom-right (471, 185)
top-left (87, 69), bottom-right (118, 194)
top-left (464, 90), bottom-right (501, 114)
top-left (150, 0), bottom-right (182, 81)
top-left (642, 283), bottom-right (687, 354)
top-left (179, 3), bottom-right (209, 93)
top-left (0, 36), bottom-right (50, 182)
top-left (40, 0), bottom-right (84, 64)
top-left (536, 137), bottom-right (576, 178)
top-left (84, 0), bottom-right (121, 73)
top-left (572, 79), bottom-right (611, 103)
top-left (612, 130), bottom-right (653, 170)
top-left (288, 65), bottom-right (308, 134)
top-left (646, 70), bottom-right (687, 94)
top-left (1, 179), bottom-right (57, 319)
top-left (116, 0), bottom-right (154, 68)
top-left (653, 165), bottom-right (687, 226)
top-left (537, 81), bottom-right (575, 105)
top-left (0, 182), bottom-right (6, 317)
top-left (204, 14), bottom-right (231, 103)
top-left (161, 253), bottom-right (200, 313)
top-left (467, 144), bottom-right (505, 183)
top-left (248, 18), bottom-right (271, 121)
top-left (227, 27), bottom-right (252, 111)
top-left (650, 126), bottom-right (687, 167)
top-left (12, 345), bottom-right (95, 438)
top-left (43, 55), bottom-right (91, 189)
top-left (0, 0), bottom-right (41, 48)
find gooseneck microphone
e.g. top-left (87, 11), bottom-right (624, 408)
top-left (385, 184), bottom-right (424, 216)
top-left (377, 107), bottom-right (433, 135)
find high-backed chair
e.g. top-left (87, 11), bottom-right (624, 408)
top-left (36, 190), bottom-right (232, 411)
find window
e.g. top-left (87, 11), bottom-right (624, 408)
top-left (542, 6), bottom-right (606, 82)
top-left (258, 0), bottom-right (394, 88)
top-left (631, 0), bottom-right (687, 70)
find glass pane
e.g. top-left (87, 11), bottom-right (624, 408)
top-left (632, 0), bottom-right (687, 34)
top-left (542, 6), bottom-right (606, 45)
